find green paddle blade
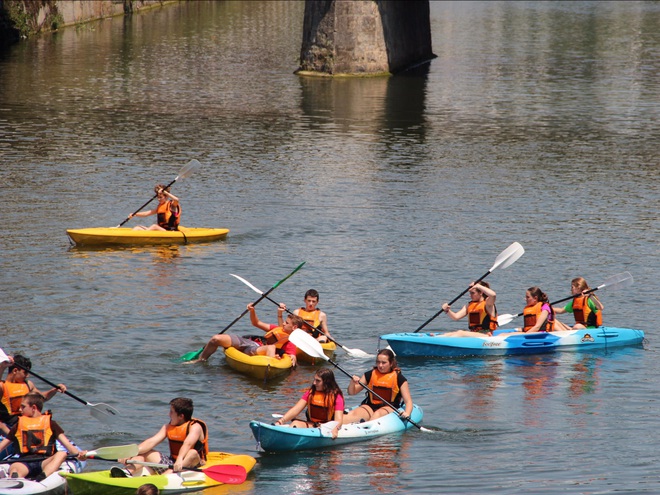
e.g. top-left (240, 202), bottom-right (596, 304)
top-left (179, 347), bottom-right (204, 362)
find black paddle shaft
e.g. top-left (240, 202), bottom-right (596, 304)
top-left (414, 269), bottom-right (492, 333)
top-left (10, 362), bottom-right (89, 407)
top-left (117, 176), bottom-right (180, 227)
top-left (327, 358), bottom-right (424, 431)
top-left (217, 262), bottom-right (306, 335)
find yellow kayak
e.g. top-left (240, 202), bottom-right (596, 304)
top-left (296, 340), bottom-right (336, 364)
top-left (62, 451), bottom-right (256, 494)
top-left (224, 347), bottom-right (293, 381)
top-left (67, 226), bottom-right (229, 246)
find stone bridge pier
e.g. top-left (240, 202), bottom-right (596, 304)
top-left (298, 0), bottom-right (435, 76)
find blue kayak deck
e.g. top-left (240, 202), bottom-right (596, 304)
top-left (250, 404), bottom-right (424, 452)
top-left (381, 327), bottom-right (645, 358)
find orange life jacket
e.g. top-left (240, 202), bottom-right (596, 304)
top-left (366, 369), bottom-right (401, 407)
top-left (157, 200), bottom-right (180, 231)
top-left (306, 389), bottom-right (336, 424)
top-left (264, 327), bottom-right (289, 348)
top-left (572, 295), bottom-right (602, 327)
top-left (16, 414), bottom-right (56, 456)
top-left (166, 418), bottom-right (208, 462)
top-left (297, 308), bottom-right (321, 336)
top-left (467, 300), bottom-right (498, 332)
top-left (1, 381), bottom-right (31, 420)
top-left (523, 302), bottom-right (554, 332)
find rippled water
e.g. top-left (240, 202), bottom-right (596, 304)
top-left (1, 1), bottom-right (659, 494)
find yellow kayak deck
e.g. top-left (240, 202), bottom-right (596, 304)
top-left (224, 347), bottom-right (293, 381)
top-left (67, 227), bottom-right (229, 246)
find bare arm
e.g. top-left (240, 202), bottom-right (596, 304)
top-left (399, 381), bottom-right (414, 418)
top-left (347, 374), bottom-right (366, 396)
top-left (442, 303), bottom-right (467, 321)
top-left (173, 422), bottom-right (204, 472)
top-left (247, 304), bottom-right (270, 332)
top-left (275, 398), bottom-right (307, 425)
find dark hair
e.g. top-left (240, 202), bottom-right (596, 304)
top-left (169, 397), bottom-right (193, 421)
top-left (24, 392), bottom-right (44, 412)
top-left (9, 355), bottom-right (31, 374)
top-left (374, 348), bottom-right (399, 372)
top-left (136, 483), bottom-right (160, 495)
top-left (527, 286), bottom-right (554, 319)
top-left (154, 184), bottom-right (170, 195)
top-left (311, 368), bottom-right (343, 397)
top-left (304, 289), bottom-right (320, 300)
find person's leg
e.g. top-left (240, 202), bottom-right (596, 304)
top-left (343, 405), bottom-right (373, 424)
top-left (198, 334), bottom-right (233, 361)
top-left (41, 451), bottom-right (67, 478)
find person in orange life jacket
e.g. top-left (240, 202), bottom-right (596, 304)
top-left (553, 277), bottom-right (604, 331)
top-left (117, 398), bottom-right (207, 476)
top-left (290, 289), bottom-right (332, 342)
top-left (0, 392), bottom-right (86, 480)
top-left (0, 355), bottom-right (67, 436)
top-left (499, 286), bottom-right (555, 336)
top-left (274, 368), bottom-right (344, 439)
top-left (439, 281), bottom-right (498, 337)
top-left (190, 304), bottom-right (304, 366)
top-left (129, 184), bottom-right (181, 231)
top-left (342, 349), bottom-right (414, 424)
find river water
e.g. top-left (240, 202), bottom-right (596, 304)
top-left (0, 1), bottom-right (659, 494)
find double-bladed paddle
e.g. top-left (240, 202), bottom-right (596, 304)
top-left (229, 273), bottom-right (373, 358)
top-left (179, 262), bottom-right (306, 362)
top-left (289, 330), bottom-right (433, 433)
top-left (413, 242), bottom-right (525, 332)
top-left (126, 460), bottom-right (247, 484)
top-left (496, 271), bottom-right (634, 326)
top-left (0, 349), bottom-right (120, 424)
top-left (117, 159), bottom-right (201, 227)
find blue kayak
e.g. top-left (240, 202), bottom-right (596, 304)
top-left (249, 404), bottom-right (424, 452)
top-left (380, 327), bottom-right (645, 358)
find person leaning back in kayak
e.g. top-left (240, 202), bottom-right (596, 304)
top-left (342, 349), bottom-right (414, 424)
top-left (275, 368), bottom-right (344, 439)
top-left (113, 397), bottom-right (208, 477)
top-left (553, 277), bottom-right (604, 331)
top-left (0, 392), bottom-right (86, 480)
top-left (439, 281), bottom-right (498, 337)
top-left (129, 184), bottom-right (181, 231)
top-left (291, 289), bottom-right (333, 343)
top-left (0, 355), bottom-right (67, 436)
top-left (190, 304), bottom-right (304, 366)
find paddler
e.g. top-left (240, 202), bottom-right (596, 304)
top-left (129, 184), bottom-right (181, 231)
top-left (190, 303), bottom-right (304, 366)
top-left (553, 277), bottom-right (604, 330)
top-left (439, 281), bottom-right (498, 337)
top-left (112, 397), bottom-right (207, 477)
top-left (343, 349), bottom-right (414, 424)
top-left (499, 286), bottom-right (556, 336)
top-left (0, 355), bottom-right (67, 435)
top-left (0, 392), bottom-right (86, 480)
top-left (274, 368), bottom-right (344, 438)
top-left (291, 289), bottom-right (333, 342)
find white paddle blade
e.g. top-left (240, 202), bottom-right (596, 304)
top-left (87, 444), bottom-right (139, 460)
top-left (497, 313), bottom-right (517, 326)
top-left (0, 348), bottom-right (10, 363)
top-left (89, 403), bottom-right (121, 424)
top-left (289, 330), bottom-right (328, 360)
top-left (490, 242), bottom-right (525, 272)
top-left (230, 274), bottom-right (264, 295)
top-left (598, 271), bottom-right (633, 290)
top-left (176, 159), bottom-right (201, 180)
top-left (342, 347), bottom-right (374, 359)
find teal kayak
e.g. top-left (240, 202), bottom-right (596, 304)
top-left (250, 404), bottom-right (423, 452)
top-left (380, 327), bottom-right (645, 358)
